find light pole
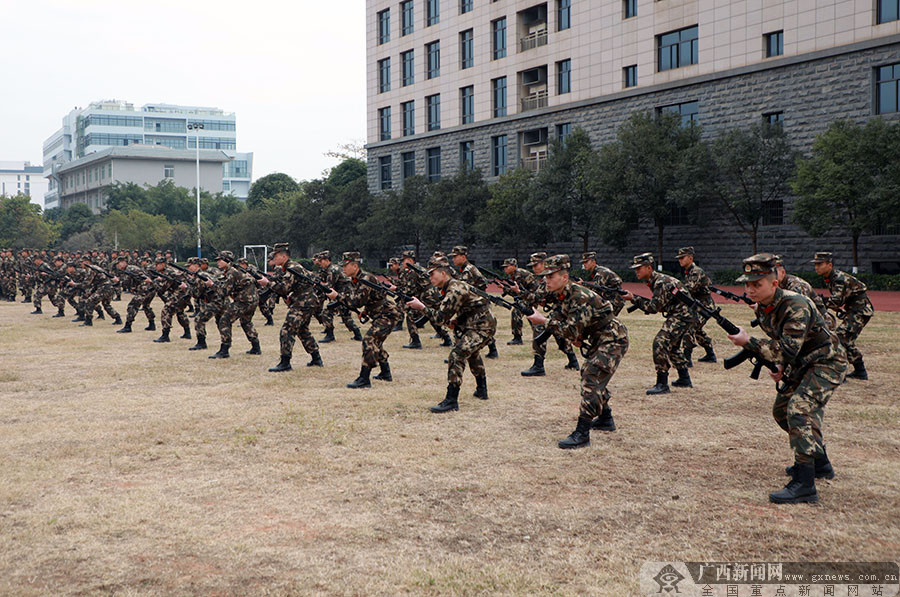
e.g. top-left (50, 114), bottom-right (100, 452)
top-left (187, 121), bottom-right (205, 258)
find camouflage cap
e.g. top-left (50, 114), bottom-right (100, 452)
top-left (272, 242), bottom-right (290, 255)
top-left (216, 250), bottom-right (234, 263)
top-left (116, 255), bottom-right (128, 262)
top-left (66, 260), bottom-right (77, 268)
top-left (629, 252), bottom-right (655, 269)
top-left (736, 253), bottom-right (778, 283)
top-left (388, 257), bottom-right (400, 266)
top-left (676, 246), bottom-right (695, 258)
top-left (54, 255), bottom-right (64, 262)
top-left (773, 254), bottom-right (785, 266)
top-left (313, 250), bottom-right (331, 261)
top-left (427, 255), bottom-right (451, 273)
top-left (401, 249), bottom-right (416, 260)
top-left (502, 257), bottom-right (517, 267)
top-left (139, 254), bottom-right (151, 262)
top-left (237, 257), bottom-right (249, 265)
top-left (200, 258), bottom-right (209, 265)
top-left (340, 251), bottom-right (362, 265)
top-left (528, 252), bottom-right (547, 266)
top-left (581, 251), bottom-right (597, 263)
top-left (186, 257), bottom-right (201, 265)
top-left (449, 245), bottom-right (468, 256)
top-left (432, 251), bottom-right (446, 259)
top-left (810, 251), bottom-right (833, 264)
top-left (155, 256), bottom-right (167, 264)
top-left (538, 254), bottom-right (572, 276)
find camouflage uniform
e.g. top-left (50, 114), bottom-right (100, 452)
top-left (153, 261), bottom-right (191, 336)
top-left (188, 263), bottom-right (225, 344)
top-left (216, 260), bottom-right (260, 347)
top-left (315, 252), bottom-right (362, 340)
top-left (77, 264), bottom-right (120, 324)
top-left (17, 253), bottom-right (34, 302)
top-left (582, 252), bottom-right (626, 316)
top-left (122, 263), bottom-right (157, 327)
top-left (272, 261), bottom-right (321, 360)
top-left (30, 260), bottom-right (58, 312)
top-left (449, 246), bottom-right (499, 359)
top-left (502, 259), bottom-right (536, 341)
top-left (820, 267), bottom-right (873, 367)
top-left (679, 257), bottom-right (716, 357)
top-left (630, 268), bottom-right (695, 374)
top-left (343, 266), bottom-right (402, 369)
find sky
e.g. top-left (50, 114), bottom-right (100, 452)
top-left (0, 0), bottom-right (367, 184)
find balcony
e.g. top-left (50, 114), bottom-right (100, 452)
top-left (522, 153), bottom-right (547, 172)
top-left (521, 90), bottom-right (548, 112)
top-left (519, 28), bottom-right (548, 52)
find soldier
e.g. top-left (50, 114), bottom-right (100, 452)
top-left (501, 257), bottom-right (533, 345)
top-left (76, 256), bottom-right (122, 326)
top-left (237, 257), bottom-right (275, 326)
top-left (267, 243), bottom-right (324, 372)
top-left (29, 255), bottom-right (52, 314)
top-left (774, 255), bottom-right (835, 329)
top-left (326, 251), bottom-right (403, 388)
top-left (622, 252), bottom-right (696, 394)
top-left (115, 255), bottom-right (157, 333)
top-left (151, 257), bottom-right (191, 343)
top-left (406, 255), bottom-right (497, 412)
top-left (525, 255), bottom-right (629, 448)
top-left (393, 252), bottom-right (423, 349)
top-left (17, 249), bottom-right (34, 303)
top-left (208, 250), bottom-right (261, 358)
top-left (677, 247), bottom-right (717, 366)
top-left (184, 257), bottom-right (224, 351)
top-left (449, 246), bottom-right (499, 359)
top-left (387, 257), bottom-right (405, 332)
top-left (726, 253), bottom-right (847, 504)
top-left (580, 251), bottom-right (625, 316)
top-left (811, 252), bottom-right (873, 381)
top-left (313, 250), bottom-right (363, 343)
top-left (47, 256), bottom-right (68, 317)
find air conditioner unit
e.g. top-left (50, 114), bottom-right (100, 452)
top-left (521, 68), bottom-right (546, 85)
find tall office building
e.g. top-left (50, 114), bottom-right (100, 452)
top-left (365, 0), bottom-right (900, 272)
top-left (0, 161), bottom-right (47, 208)
top-left (42, 100), bottom-right (253, 210)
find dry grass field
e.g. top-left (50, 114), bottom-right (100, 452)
top-left (1, 295), bottom-right (898, 596)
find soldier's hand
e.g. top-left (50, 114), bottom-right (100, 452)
top-left (258, 277), bottom-right (269, 287)
top-left (326, 289), bottom-right (338, 300)
top-left (406, 297), bottom-right (425, 310)
top-left (622, 291), bottom-right (634, 301)
top-left (204, 279), bottom-right (214, 287)
top-left (112, 277), bottom-right (119, 283)
top-left (727, 326), bottom-right (750, 347)
top-left (510, 282), bottom-right (520, 294)
top-left (388, 284), bottom-right (397, 291)
top-left (527, 311), bottom-right (547, 325)
top-left (769, 365), bottom-right (784, 383)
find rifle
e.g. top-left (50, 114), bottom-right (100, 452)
top-left (817, 293), bottom-right (846, 319)
top-left (671, 288), bottom-right (780, 382)
top-left (87, 263), bottom-right (116, 280)
top-left (575, 278), bottom-right (640, 313)
top-left (146, 268), bottom-right (178, 284)
top-left (474, 264), bottom-right (516, 296)
top-left (709, 286), bottom-right (761, 327)
top-left (356, 275), bottom-right (428, 327)
top-left (169, 261), bottom-right (213, 283)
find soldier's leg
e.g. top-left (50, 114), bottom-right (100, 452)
top-left (341, 307), bottom-right (361, 336)
top-left (510, 309), bottom-right (523, 341)
top-left (522, 320), bottom-right (547, 376)
top-left (32, 285), bottom-right (45, 311)
top-left (360, 324), bottom-right (380, 369)
top-left (279, 309), bottom-right (300, 359)
top-left (141, 293), bottom-right (156, 324)
top-left (160, 301), bottom-right (175, 332)
top-left (462, 330), bottom-right (491, 381)
top-left (125, 296), bottom-right (142, 324)
top-left (101, 289), bottom-right (120, 320)
top-left (217, 303), bottom-right (237, 344)
top-left (239, 302), bottom-right (259, 345)
top-left (835, 312), bottom-right (869, 365)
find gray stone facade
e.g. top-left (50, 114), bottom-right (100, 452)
top-left (366, 36), bottom-right (900, 274)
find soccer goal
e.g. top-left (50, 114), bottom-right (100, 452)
top-left (243, 245), bottom-right (269, 274)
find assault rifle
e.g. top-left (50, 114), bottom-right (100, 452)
top-left (356, 275), bottom-right (428, 327)
top-left (169, 261), bottom-right (214, 283)
top-left (709, 286), bottom-right (762, 327)
top-left (474, 264), bottom-right (516, 296)
top-left (671, 288), bottom-right (779, 381)
top-left (33, 262), bottom-right (74, 285)
top-left (576, 279), bottom-right (640, 313)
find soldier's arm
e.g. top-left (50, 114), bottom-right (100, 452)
top-left (745, 302), bottom-right (811, 365)
top-left (823, 274), bottom-right (848, 310)
top-left (425, 285), bottom-right (462, 325)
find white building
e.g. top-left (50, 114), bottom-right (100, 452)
top-left (0, 161), bottom-right (48, 209)
top-left (42, 100), bottom-right (253, 210)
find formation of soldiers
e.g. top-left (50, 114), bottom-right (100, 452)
top-left (9, 244), bottom-right (875, 505)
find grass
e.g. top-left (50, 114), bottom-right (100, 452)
top-left (0, 296), bottom-right (898, 596)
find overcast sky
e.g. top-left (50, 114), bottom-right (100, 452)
top-left (0, 0), bottom-right (366, 183)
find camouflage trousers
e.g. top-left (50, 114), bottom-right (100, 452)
top-left (511, 308), bottom-right (524, 338)
top-left (194, 297), bottom-right (224, 339)
top-left (317, 300), bottom-right (360, 334)
top-left (259, 292), bottom-right (276, 320)
top-left (404, 304), bottom-right (424, 338)
top-left (33, 282), bottom-right (62, 310)
top-left (160, 293), bottom-right (191, 332)
top-left (681, 310), bottom-right (714, 352)
top-left (83, 286), bottom-right (119, 321)
top-left (532, 320), bottom-right (572, 358)
top-left (280, 305), bottom-right (318, 358)
top-left (1, 277), bottom-right (14, 299)
top-left (834, 310), bottom-right (871, 364)
top-left (125, 292), bottom-right (156, 324)
top-left (361, 309), bottom-right (403, 368)
top-left (772, 353), bottom-right (847, 465)
top-left (448, 325), bottom-right (496, 386)
top-left (580, 320), bottom-right (629, 420)
top-left (218, 298), bottom-right (259, 345)
top-left (652, 315), bottom-right (693, 373)
top-left (19, 278), bottom-right (34, 301)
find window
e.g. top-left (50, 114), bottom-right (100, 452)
top-left (556, 123), bottom-right (571, 140)
top-left (492, 77), bottom-right (507, 117)
top-left (83, 133), bottom-right (142, 147)
top-left (426, 0), bottom-right (439, 26)
top-left (878, 0), bottom-right (899, 24)
top-left (491, 135), bottom-right (507, 176)
top-left (147, 135), bottom-right (188, 149)
top-left (223, 180), bottom-right (231, 191)
top-left (84, 114), bottom-right (143, 127)
top-left (378, 58), bottom-right (391, 93)
top-left (164, 165), bottom-right (174, 179)
top-left (558, 0), bottom-right (571, 31)
top-left (557, 59), bottom-right (571, 94)
top-left (380, 156), bottom-right (393, 190)
top-left (763, 111), bottom-right (784, 127)
top-left (659, 100), bottom-right (699, 125)
top-left (401, 0), bottom-right (414, 35)
top-left (378, 9), bottom-right (391, 44)
top-left (426, 147), bottom-right (441, 182)
top-left (460, 141), bottom-right (475, 171)
top-left (426, 41), bottom-right (440, 79)
top-left (401, 50), bottom-right (415, 86)
top-left (765, 30), bottom-right (783, 58)
top-left (402, 151), bottom-right (416, 179)
top-left (460, 86), bottom-right (474, 124)
top-left (460, 29), bottom-right (474, 69)
top-left (460, 0), bottom-right (472, 13)
top-left (492, 18), bottom-right (507, 59)
top-left (187, 137), bottom-right (236, 150)
top-left (426, 94), bottom-right (441, 130)
top-left (145, 118), bottom-right (186, 133)
top-left (624, 64), bottom-right (637, 88)
top-left (624, 0), bottom-right (636, 19)
top-left (379, 107), bottom-right (392, 140)
top-left (402, 101), bottom-right (415, 136)
top-left (664, 205), bottom-right (691, 226)
top-left (658, 26), bottom-right (699, 71)
top-left (876, 63), bottom-right (900, 115)
top-left (761, 200), bottom-right (783, 226)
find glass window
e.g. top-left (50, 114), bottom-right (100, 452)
top-left (401, 0), bottom-right (414, 35)
top-left (763, 111), bottom-right (784, 127)
top-left (164, 165), bottom-right (174, 179)
top-left (379, 107), bottom-right (392, 140)
top-left (658, 25), bottom-right (699, 72)
top-left (876, 63), bottom-right (900, 114)
top-left (426, 41), bottom-right (440, 79)
top-left (460, 29), bottom-right (474, 69)
top-left (556, 123), bottom-right (571, 140)
top-left (402, 101), bottom-right (415, 136)
top-left (144, 118), bottom-right (186, 133)
top-left (659, 100), bottom-right (699, 125)
top-left (426, 94), bottom-right (441, 130)
top-left (426, 0), bottom-right (439, 26)
top-left (146, 135), bottom-right (187, 149)
top-left (460, 86), bottom-right (474, 124)
top-left (492, 77), bottom-right (507, 117)
top-left (765, 30), bottom-right (783, 57)
top-left (558, 0), bottom-right (571, 31)
top-left (491, 135), bottom-right (507, 176)
top-left (426, 147), bottom-right (442, 182)
top-left (380, 156), bottom-right (393, 190)
top-left (492, 18), bottom-right (506, 60)
top-left (378, 58), bottom-right (391, 93)
top-left (460, 141), bottom-right (475, 171)
top-left (402, 151), bottom-right (416, 179)
top-left (624, 64), bottom-right (637, 88)
top-left (761, 200), bottom-right (783, 225)
top-left (624, 0), bottom-right (636, 19)
top-left (460, 0), bottom-right (472, 14)
top-left (557, 59), bottom-right (571, 94)
top-left (401, 50), bottom-right (415, 86)
top-left (878, 0), bottom-right (899, 24)
top-left (378, 9), bottom-right (391, 44)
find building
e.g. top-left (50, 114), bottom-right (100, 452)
top-left (364, 0), bottom-right (900, 273)
top-left (42, 100), bottom-right (253, 210)
top-left (54, 147), bottom-right (232, 214)
top-left (0, 161), bottom-right (48, 208)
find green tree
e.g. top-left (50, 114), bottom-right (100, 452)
top-left (58, 203), bottom-right (98, 241)
top-left (424, 169), bottom-right (490, 247)
top-left (325, 158), bottom-right (367, 190)
top-left (102, 209), bottom-right (173, 250)
top-left (0, 194), bottom-right (56, 247)
top-left (475, 168), bottom-right (547, 259)
top-left (200, 192), bottom-right (245, 227)
top-left (792, 118), bottom-right (900, 269)
top-left (247, 173), bottom-right (299, 210)
top-left (317, 178), bottom-right (373, 253)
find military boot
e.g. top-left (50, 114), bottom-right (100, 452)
top-left (351, 328), bottom-right (363, 341)
top-left (112, 315), bottom-right (122, 326)
top-left (72, 312), bottom-right (84, 322)
top-left (785, 445), bottom-right (835, 480)
top-left (698, 346), bottom-right (717, 363)
top-left (209, 343), bottom-right (231, 359)
top-left (154, 329), bottom-right (171, 343)
top-left (373, 360), bottom-right (392, 381)
top-left (269, 355), bottom-right (292, 372)
top-left (770, 462), bottom-right (818, 504)
top-left (521, 355), bottom-right (545, 377)
top-left (392, 321), bottom-right (403, 332)
top-left (264, 314), bottom-right (274, 326)
top-left (646, 371), bottom-right (670, 395)
top-left (486, 341), bottom-right (499, 359)
top-left (846, 358), bottom-right (868, 380)
top-left (403, 334), bottom-right (422, 349)
top-left (145, 320), bottom-right (156, 331)
top-left (246, 339), bottom-right (261, 355)
top-left (565, 351), bottom-right (580, 370)
top-left (319, 329), bottom-right (336, 343)
top-left (683, 346), bottom-right (694, 368)
top-left (672, 368), bottom-right (692, 388)
top-left (53, 307), bottom-right (65, 317)
top-left (30, 306), bottom-right (42, 314)
top-left (79, 317), bottom-right (93, 327)
top-left (592, 405), bottom-right (616, 431)
top-left (473, 375), bottom-right (488, 400)
top-left (306, 351), bottom-right (323, 367)
top-left (507, 334), bottom-right (523, 345)
top-left (430, 384), bottom-right (460, 413)
top-left (347, 366), bottom-right (371, 388)
top-left (438, 332), bottom-right (452, 347)
top-left (558, 416), bottom-right (592, 449)
top-left (180, 328), bottom-right (191, 340)
top-left (117, 322), bottom-right (133, 333)
top-left (96, 310), bottom-right (105, 320)
top-left (188, 336), bottom-right (207, 351)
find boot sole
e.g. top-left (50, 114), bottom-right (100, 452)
top-left (558, 441), bottom-right (590, 449)
top-left (769, 493), bottom-right (818, 504)
top-left (430, 407), bottom-right (458, 413)
top-left (671, 382), bottom-right (693, 388)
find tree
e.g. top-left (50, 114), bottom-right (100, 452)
top-left (711, 123), bottom-right (798, 253)
top-left (324, 140), bottom-right (367, 162)
top-left (317, 178), bottom-right (373, 253)
top-left (247, 173), bottom-right (299, 210)
top-left (475, 168), bottom-right (547, 259)
top-left (210, 208), bottom-right (285, 252)
top-left (102, 209), bottom-right (173, 250)
top-left (0, 194), bottom-right (56, 247)
top-left (424, 169), bottom-right (491, 247)
top-left (57, 203), bottom-right (97, 242)
top-left (792, 118), bottom-right (900, 269)
top-left (200, 192), bottom-right (246, 227)
top-left (325, 159), bottom-right (367, 190)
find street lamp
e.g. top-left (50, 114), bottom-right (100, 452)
top-left (187, 121), bottom-right (205, 258)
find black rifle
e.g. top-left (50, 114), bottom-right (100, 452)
top-left (87, 263), bottom-right (116, 280)
top-left (671, 288), bottom-right (779, 381)
top-left (146, 268), bottom-right (178, 284)
top-left (711, 285), bottom-right (754, 305)
top-left (169, 261), bottom-right (214, 283)
top-left (474, 264), bottom-right (516, 295)
top-left (356, 275), bottom-right (428, 327)
top-left (575, 278), bottom-right (640, 313)
top-left (817, 294), bottom-right (846, 319)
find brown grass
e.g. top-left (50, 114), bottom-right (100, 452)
top-left (1, 297), bottom-right (898, 596)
